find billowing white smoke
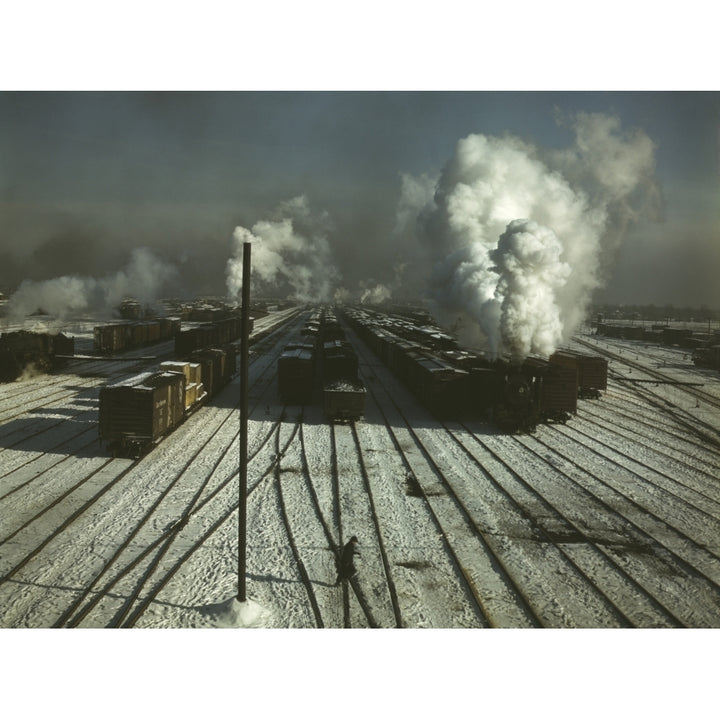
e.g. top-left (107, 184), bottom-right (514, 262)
top-left (226, 195), bottom-right (341, 302)
top-left (407, 113), bottom-right (657, 359)
top-left (491, 219), bottom-right (570, 359)
top-left (6, 248), bottom-right (177, 321)
top-left (360, 282), bottom-right (392, 305)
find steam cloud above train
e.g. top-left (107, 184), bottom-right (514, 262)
top-left (5, 112), bottom-right (659, 364)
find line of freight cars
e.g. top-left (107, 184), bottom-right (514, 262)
top-left (174, 314), bottom-right (253, 357)
top-left (277, 309), bottom-right (366, 420)
top-left (93, 318), bottom-right (181, 354)
top-left (596, 322), bottom-right (716, 349)
top-left (596, 321), bottom-right (720, 373)
top-left (94, 313), bottom-right (256, 357)
top-left (98, 345), bottom-right (236, 457)
top-left (344, 308), bottom-right (607, 432)
top-left (0, 330), bottom-right (75, 382)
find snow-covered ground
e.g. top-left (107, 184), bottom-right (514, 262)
top-left (3, 309), bottom-right (720, 628)
top-left (2, 308), bottom-right (717, 712)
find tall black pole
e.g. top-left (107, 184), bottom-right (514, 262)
top-left (238, 241), bottom-right (251, 602)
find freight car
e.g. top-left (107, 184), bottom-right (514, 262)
top-left (0, 330), bottom-right (75, 382)
top-left (323, 378), bottom-right (366, 421)
top-left (189, 346), bottom-right (237, 398)
top-left (278, 344), bottom-right (316, 403)
top-left (345, 306), bottom-right (583, 431)
top-left (98, 346), bottom-right (235, 457)
top-left (322, 340), bottom-right (358, 381)
top-left (344, 308), bottom-right (469, 418)
top-left (99, 371), bottom-right (187, 457)
top-left (174, 315), bottom-right (251, 358)
top-left (524, 357), bottom-right (578, 422)
top-left (596, 322), bottom-right (701, 349)
top-left (549, 350), bottom-right (608, 399)
top-left (692, 345), bottom-right (720, 372)
top-left (275, 310), bottom-right (367, 420)
top-left (93, 318), bottom-right (180, 354)
top-left (321, 335), bottom-right (365, 421)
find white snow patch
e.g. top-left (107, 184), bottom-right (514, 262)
top-left (199, 596), bottom-right (273, 628)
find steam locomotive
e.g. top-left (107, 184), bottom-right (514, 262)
top-left (344, 307), bottom-right (607, 432)
top-left (0, 330), bottom-right (75, 382)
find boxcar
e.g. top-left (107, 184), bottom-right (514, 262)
top-left (99, 371), bottom-right (186, 457)
top-left (189, 347), bottom-right (236, 399)
top-left (322, 340), bottom-right (359, 381)
top-left (525, 358), bottom-right (578, 421)
top-left (278, 346), bottom-right (315, 403)
top-left (550, 350), bottom-right (608, 398)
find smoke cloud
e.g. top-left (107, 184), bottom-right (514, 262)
top-left (360, 282), bottom-right (392, 305)
top-left (5, 247), bottom-right (178, 321)
top-left (402, 112), bottom-right (658, 359)
top-left (226, 195), bottom-right (341, 303)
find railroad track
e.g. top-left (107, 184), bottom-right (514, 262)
top-left (588, 391), bottom-right (720, 467)
top-left (578, 402), bottom-right (720, 486)
top-left (526, 427), bottom-right (720, 626)
top-left (348, 324), bottom-right (538, 627)
top-left (58, 416), bottom-right (286, 628)
top-left (57, 319), bottom-right (303, 628)
top-left (346, 320), bottom-right (720, 627)
top-left (574, 337), bottom-right (720, 446)
top-left (0, 312), bottom-right (302, 628)
top-left (454, 424), bottom-right (685, 627)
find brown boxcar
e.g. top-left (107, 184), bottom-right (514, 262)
top-left (188, 347), bottom-right (236, 399)
top-left (550, 351), bottom-right (608, 398)
top-left (99, 371), bottom-right (186, 457)
top-left (524, 358), bottom-right (577, 420)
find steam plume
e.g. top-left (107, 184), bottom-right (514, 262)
top-left (6, 247), bottom-right (177, 321)
top-left (226, 195), bottom-right (341, 302)
top-left (404, 113), bottom-right (657, 359)
top-left (360, 282), bottom-right (392, 305)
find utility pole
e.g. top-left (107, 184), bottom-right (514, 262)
top-left (238, 241), bottom-right (251, 602)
